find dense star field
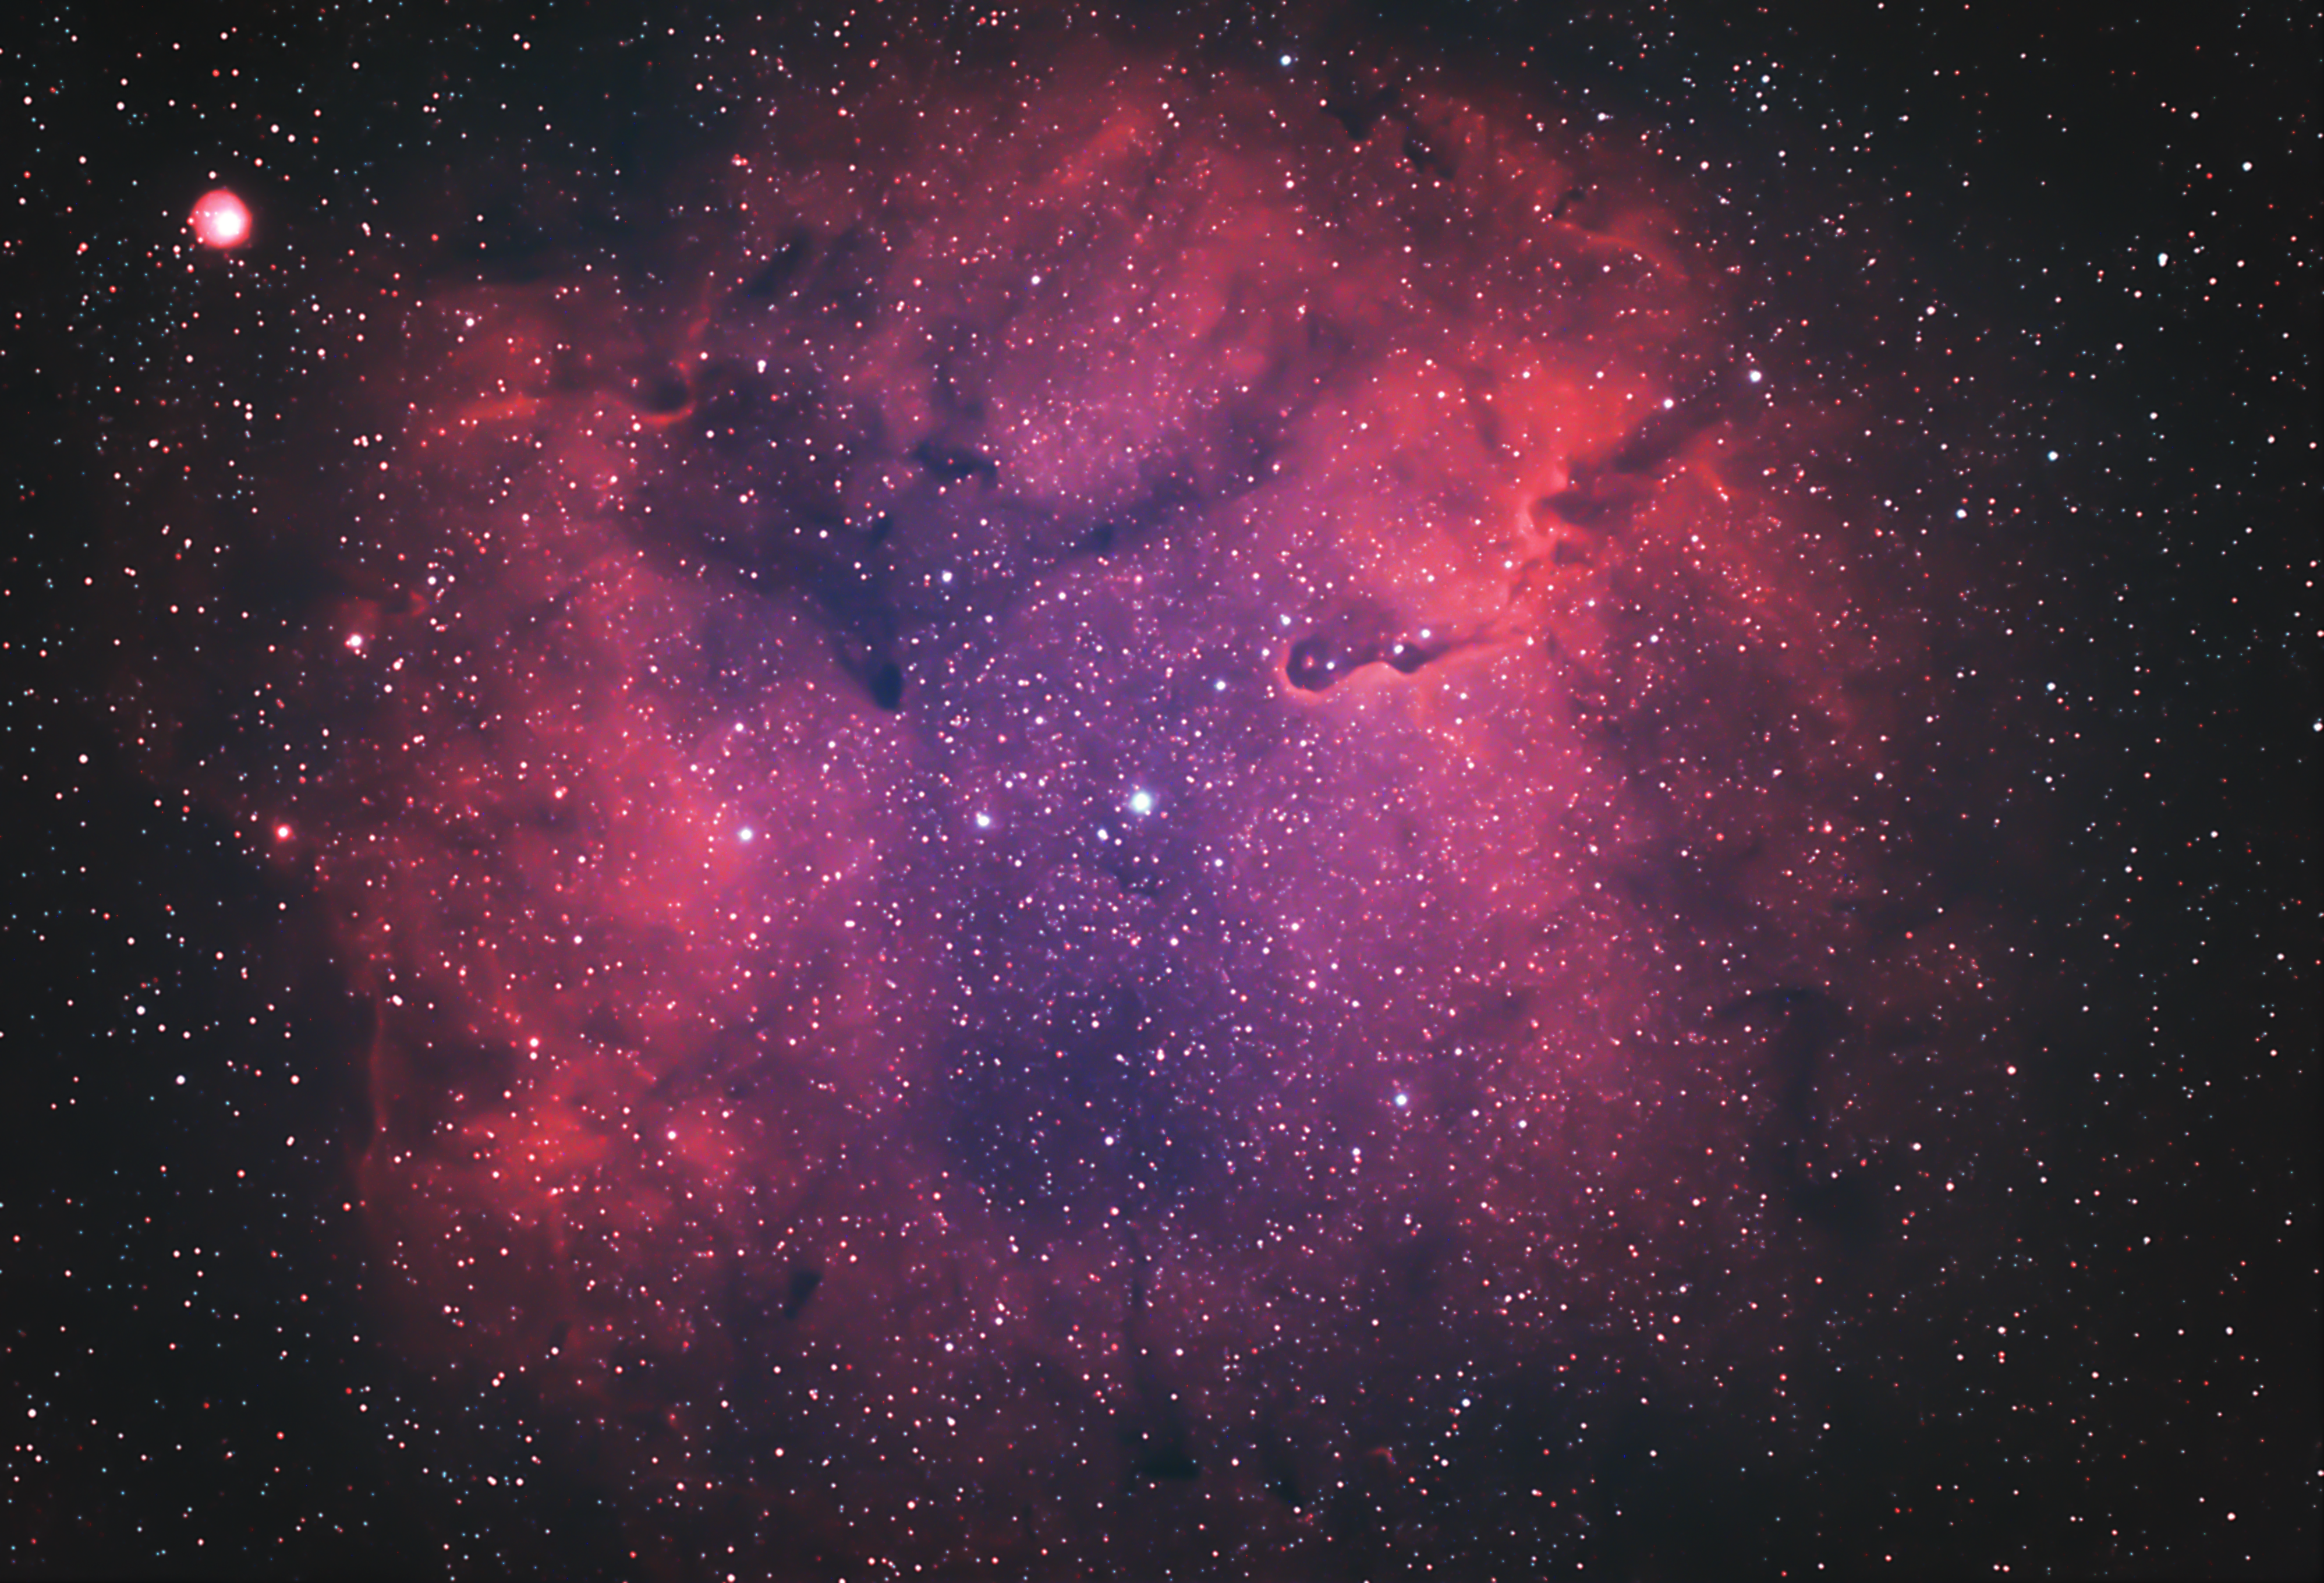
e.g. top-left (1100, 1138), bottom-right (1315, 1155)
top-left (5, 3), bottom-right (2316, 1580)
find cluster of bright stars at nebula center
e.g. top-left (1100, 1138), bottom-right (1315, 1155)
top-left (733, 789), bottom-right (1159, 848)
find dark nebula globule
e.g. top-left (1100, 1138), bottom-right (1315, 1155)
top-left (16, 2), bottom-right (2316, 1580)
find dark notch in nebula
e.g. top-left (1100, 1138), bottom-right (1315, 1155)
top-left (1320, 57), bottom-right (1454, 179)
top-left (1284, 610), bottom-right (1460, 693)
top-left (1533, 361), bottom-right (1745, 534)
top-left (936, 984), bottom-right (1223, 1237)
top-left (1287, 363), bottom-right (1753, 694)
top-left (1718, 986), bottom-right (1884, 1251)
top-left (742, 226), bottom-right (816, 300)
top-left (1119, 1227), bottom-right (1202, 1486)
top-left (601, 349), bottom-right (926, 712)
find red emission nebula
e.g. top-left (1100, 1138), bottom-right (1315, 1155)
top-left (123, 31), bottom-right (2040, 1578)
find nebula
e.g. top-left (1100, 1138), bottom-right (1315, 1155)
top-left (115, 23), bottom-right (2038, 1578)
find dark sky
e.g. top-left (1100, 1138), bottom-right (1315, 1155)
top-left (3, 3), bottom-right (2314, 1580)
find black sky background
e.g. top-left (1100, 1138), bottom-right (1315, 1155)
top-left (3, 2), bottom-right (2315, 1578)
